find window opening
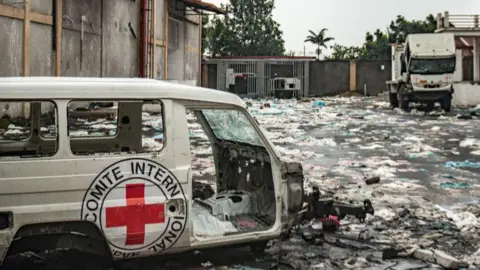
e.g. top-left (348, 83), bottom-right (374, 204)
top-left (67, 100), bottom-right (164, 155)
top-left (0, 101), bottom-right (58, 158)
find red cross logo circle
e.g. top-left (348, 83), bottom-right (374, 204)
top-left (81, 158), bottom-right (187, 255)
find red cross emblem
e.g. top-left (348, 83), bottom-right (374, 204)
top-left (105, 183), bottom-right (165, 245)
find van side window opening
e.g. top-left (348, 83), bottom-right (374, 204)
top-left (0, 101), bottom-right (58, 158)
top-left (187, 108), bottom-right (276, 239)
top-left (67, 100), bottom-right (164, 155)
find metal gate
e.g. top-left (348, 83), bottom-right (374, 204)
top-left (209, 58), bottom-right (312, 98)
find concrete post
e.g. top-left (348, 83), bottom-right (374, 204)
top-left (437, 13), bottom-right (443, 29)
top-left (444, 11), bottom-right (449, 28)
top-left (474, 38), bottom-right (480, 82)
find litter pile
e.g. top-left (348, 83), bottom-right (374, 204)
top-left (241, 97), bottom-right (480, 269)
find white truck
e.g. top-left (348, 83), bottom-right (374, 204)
top-left (386, 33), bottom-right (457, 112)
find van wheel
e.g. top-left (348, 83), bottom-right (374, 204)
top-left (1, 234), bottom-right (111, 270)
top-left (440, 96), bottom-right (452, 112)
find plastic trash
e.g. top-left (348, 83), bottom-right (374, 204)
top-left (444, 160), bottom-right (480, 168)
top-left (312, 100), bottom-right (325, 108)
top-left (440, 182), bottom-right (472, 189)
top-left (365, 176), bottom-right (380, 185)
top-left (152, 133), bottom-right (164, 141)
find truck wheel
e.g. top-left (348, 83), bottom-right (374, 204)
top-left (389, 93), bottom-right (399, 108)
top-left (425, 102), bottom-right (434, 112)
top-left (396, 84), bottom-right (409, 111)
top-left (440, 96), bottom-right (452, 112)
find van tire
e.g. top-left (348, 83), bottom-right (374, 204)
top-left (2, 223), bottom-right (112, 270)
top-left (1, 234), bottom-right (111, 270)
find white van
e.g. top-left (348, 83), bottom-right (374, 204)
top-left (0, 77), bottom-right (304, 269)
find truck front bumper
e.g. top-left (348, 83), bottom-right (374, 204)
top-left (407, 90), bottom-right (453, 101)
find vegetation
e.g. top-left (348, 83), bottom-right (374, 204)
top-left (304, 29), bottom-right (334, 59)
top-left (202, 2), bottom-right (438, 61)
top-left (202, 0), bottom-right (285, 57)
top-left (328, 15), bottom-right (437, 60)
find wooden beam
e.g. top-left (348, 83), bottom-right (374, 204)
top-left (23, 1), bottom-right (30, 77)
top-left (151, 0), bottom-right (156, 78)
top-left (148, 38), bottom-right (165, 46)
top-left (0, 4), bottom-right (52, 25)
top-left (23, 1), bottom-right (31, 118)
top-left (198, 12), bottom-right (202, 86)
top-left (164, 0), bottom-right (168, 79)
top-left (55, 0), bottom-right (62, 76)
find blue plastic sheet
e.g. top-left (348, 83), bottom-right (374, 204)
top-left (440, 182), bottom-right (472, 189)
top-left (312, 100), bottom-right (325, 108)
top-left (444, 160), bottom-right (480, 168)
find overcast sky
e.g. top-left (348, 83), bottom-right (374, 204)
top-left (204, 0), bottom-right (480, 56)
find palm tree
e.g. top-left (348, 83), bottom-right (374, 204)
top-left (304, 29), bottom-right (334, 59)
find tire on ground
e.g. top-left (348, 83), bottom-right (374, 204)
top-left (1, 222), bottom-right (112, 270)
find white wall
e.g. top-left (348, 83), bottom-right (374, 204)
top-left (453, 49), bottom-right (463, 82)
top-left (453, 82), bottom-right (480, 107)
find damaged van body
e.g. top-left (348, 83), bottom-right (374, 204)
top-left (0, 77), bottom-right (304, 269)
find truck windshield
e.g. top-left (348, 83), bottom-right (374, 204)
top-left (409, 57), bottom-right (456, 74)
top-left (201, 109), bottom-right (264, 146)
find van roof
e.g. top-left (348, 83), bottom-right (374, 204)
top-left (0, 77), bottom-right (244, 107)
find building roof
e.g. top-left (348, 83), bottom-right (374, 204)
top-left (0, 77), bottom-right (244, 107)
top-left (183, 0), bottom-right (226, 15)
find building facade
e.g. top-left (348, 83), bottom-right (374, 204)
top-left (436, 12), bottom-right (480, 107)
top-left (0, 0), bottom-right (224, 116)
top-left (0, 0), bottom-right (223, 82)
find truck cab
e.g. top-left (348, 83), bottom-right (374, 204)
top-left (0, 77), bottom-right (304, 269)
top-left (386, 33), bottom-right (457, 112)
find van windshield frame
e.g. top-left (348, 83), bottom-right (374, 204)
top-left (200, 108), bottom-right (264, 147)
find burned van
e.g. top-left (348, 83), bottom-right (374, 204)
top-left (0, 77), bottom-right (304, 269)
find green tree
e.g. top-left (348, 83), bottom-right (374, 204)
top-left (327, 14), bottom-right (437, 61)
top-left (203, 0), bottom-right (285, 57)
top-left (304, 29), bottom-right (334, 59)
top-left (362, 14), bottom-right (437, 60)
top-left (328, 44), bottom-right (365, 60)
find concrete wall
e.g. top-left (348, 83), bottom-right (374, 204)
top-left (308, 60), bottom-right (350, 96)
top-left (355, 60), bottom-right (391, 96)
top-left (453, 82), bottom-right (480, 107)
top-left (202, 59), bottom-right (392, 97)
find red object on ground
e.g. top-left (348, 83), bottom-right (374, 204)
top-left (319, 215), bottom-right (340, 231)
